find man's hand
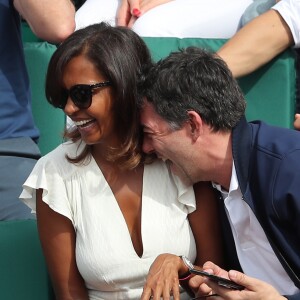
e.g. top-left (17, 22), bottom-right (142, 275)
top-left (190, 261), bottom-right (287, 300)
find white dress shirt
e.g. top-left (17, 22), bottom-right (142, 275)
top-left (213, 162), bottom-right (299, 295)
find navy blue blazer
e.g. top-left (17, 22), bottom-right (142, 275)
top-left (218, 116), bottom-right (300, 300)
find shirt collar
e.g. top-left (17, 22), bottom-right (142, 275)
top-left (212, 161), bottom-right (239, 194)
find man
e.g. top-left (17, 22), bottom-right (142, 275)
top-left (139, 47), bottom-right (300, 299)
top-left (0, 0), bottom-right (75, 220)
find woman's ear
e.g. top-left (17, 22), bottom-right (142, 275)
top-left (187, 111), bottom-right (203, 140)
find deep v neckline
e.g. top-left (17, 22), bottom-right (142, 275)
top-left (90, 156), bottom-right (146, 258)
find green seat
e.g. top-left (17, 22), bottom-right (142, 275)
top-left (22, 21), bottom-right (65, 156)
top-left (143, 37), bottom-right (297, 128)
top-left (24, 42), bottom-right (65, 156)
top-left (0, 220), bottom-right (54, 300)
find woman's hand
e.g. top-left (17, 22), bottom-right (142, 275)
top-left (140, 254), bottom-right (187, 300)
top-left (116, 0), bottom-right (173, 27)
top-left (116, 0), bottom-right (134, 27)
top-left (190, 261), bottom-right (287, 300)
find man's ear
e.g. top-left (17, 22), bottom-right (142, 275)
top-left (187, 111), bottom-right (203, 140)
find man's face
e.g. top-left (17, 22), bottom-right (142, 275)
top-left (140, 101), bottom-right (196, 185)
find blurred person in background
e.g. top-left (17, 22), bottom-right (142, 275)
top-left (0, 0), bottom-right (75, 220)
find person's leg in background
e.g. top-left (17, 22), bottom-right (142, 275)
top-left (0, 137), bottom-right (40, 220)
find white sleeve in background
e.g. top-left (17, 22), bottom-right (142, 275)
top-left (272, 0), bottom-right (300, 47)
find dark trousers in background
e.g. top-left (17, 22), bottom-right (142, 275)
top-left (0, 137), bottom-right (40, 220)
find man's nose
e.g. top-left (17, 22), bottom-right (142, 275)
top-left (142, 138), bottom-right (155, 154)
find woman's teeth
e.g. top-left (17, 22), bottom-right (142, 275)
top-left (74, 119), bottom-right (93, 127)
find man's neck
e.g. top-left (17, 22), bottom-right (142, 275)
top-left (209, 131), bottom-right (233, 190)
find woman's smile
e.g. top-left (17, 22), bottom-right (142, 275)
top-left (76, 118), bottom-right (98, 137)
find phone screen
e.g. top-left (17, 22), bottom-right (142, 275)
top-left (190, 269), bottom-right (244, 290)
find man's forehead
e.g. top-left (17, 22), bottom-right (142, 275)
top-left (140, 102), bottom-right (167, 132)
top-left (140, 102), bottom-right (158, 123)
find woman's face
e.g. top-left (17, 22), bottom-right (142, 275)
top-left (62, 55), bottom-right (117, 148)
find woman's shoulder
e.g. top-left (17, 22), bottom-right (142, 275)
top-left (40, 141), bottom-right (74, 163)
top-left (145, 159), bottom-right (183, 190)
top-left (37, 141), bottom-right (88, 177)
top-left (145, 159), bottom-right (170, 177)
top-left (145, 159), bottom-right (196, 212)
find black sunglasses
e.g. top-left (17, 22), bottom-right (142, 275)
top-left (58, 81), bottom-right (112, 109)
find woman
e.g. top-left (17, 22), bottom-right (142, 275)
top-left (20, 23), bottom-right (222, 299)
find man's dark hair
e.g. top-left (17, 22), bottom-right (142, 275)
top-left (140, 47), bottom-right (246, 132)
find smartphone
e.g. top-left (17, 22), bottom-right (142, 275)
top-left (190, 269), bottom-right (244, 291)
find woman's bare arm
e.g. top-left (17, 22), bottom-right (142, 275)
top-left (36, 189), bottom-right (89, 300)
top-left (189, 181), bottom-right (224, 267)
